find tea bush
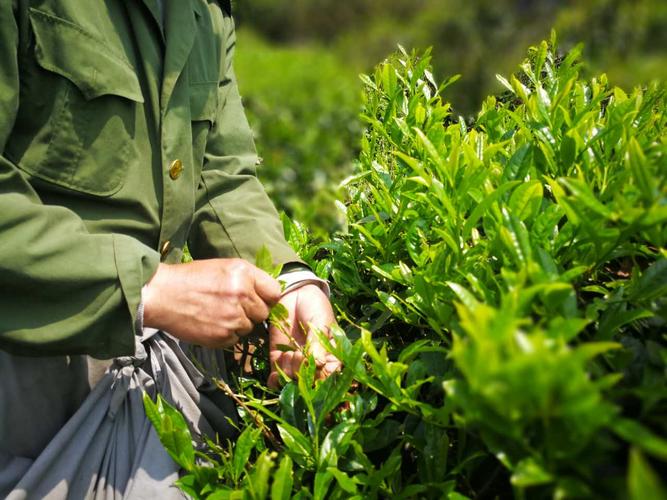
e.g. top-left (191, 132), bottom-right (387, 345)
top-left (148, 34), bottom-right (667, 499)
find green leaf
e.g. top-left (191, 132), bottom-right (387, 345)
top-left (232, 427), bottom-right (262, 482)
top-left (174, 474), bottom-right (201, 499)
top-left (276, 423), bottom-right (313, 464)
top-left (255, 245), bottom-right (283, 278)
top-left (597, 306), bottom-right (654, 340)
top-left (461, 181), bottom-right (521, 239)
top-left (447, 282), bottom-right (479, 311)
top-left (628, 449), bottom-right (667, 500)
top-left (275, 343), bottom-right (297, 353)
top-left (328, 467), bottom-right (358, 494)
top-left (509, 181), bottom-right (543, 221)
top-left (279, 383), bottom-right (303, 429)
top-left (271, 455), bottom-right (293, 500)
top-left (317, 371), bottom-right (356, 429)
top-left (256, 245), bottom-right (274, 274)
top-left (394, 151), bottom-right (430, 184)
top-left (630, 259), bottom-right (667, 302)
top-left (554, 477), bottom-right (592, 499)
top-left (575, 341), bottom-right (621, 361)
top-left (414, 128), bottom-right (453, 185)
top-left (319, 421), bottom-right (357, 468)
top-left (245, 450), bottom-right (275, 500)
top-left (510, 457), bottom-right (554, 487)
top-left (611, 418), bottom-right (667, 461)
top-left (269, 303), bottom-right (289, 327)
top-left (206, 488), bottom-right (238, 500)
top-left (496, 74), bottom-right (514, 93)
top-left (627, 137), bottom-right (656, 205)
top-left (559, 134), bottom-right (577, 169)
top-left (313, 470), bottom-right (334, 500)
top-left (558, 177), bottom-right (612, 219)
top-left (448, 493), bottom-right (472, 500)
top-left (143, 393), bottom-right (195, 471)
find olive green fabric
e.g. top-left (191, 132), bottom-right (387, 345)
top-left (0, 0), bottom-right (300, 359)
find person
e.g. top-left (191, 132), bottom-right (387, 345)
top-left (0, 0), bottom-right (340, 497)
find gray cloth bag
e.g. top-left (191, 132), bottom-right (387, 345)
top-left (6, 331), bottom-right (237, 500)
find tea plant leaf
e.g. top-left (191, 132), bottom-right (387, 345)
top-left (597, 306), bottom-right (654, 341)
top-left (319, 421), bottom-right (357, 468)
top-left (510, 457), bottom-right (554, 487)
top-left (448, 493), bottom-right (472, 500)
top-left (275, 423), bottom-right (312, 466)
top-left (627, 137), bottom-right (656, 205)
top-left (233, 427), bottom-right (262, 482)
top-left (461, 181), bottom-right (521, 239)
top-left (313, 469), bottom-right (334, 500)
top-left (558, 178), bottom-right (613, 219)
top-left (244, 450), bottom-right (275, 500)
top-left (151, 38), bottom-right (667, 500)
top-left (509, 181), bottom-right (543, 221)
top-left (269, 303), bottom-right (289, 328)
top-left (629, 259), bottom-right (667, 302)
top-left (271, 455), bottom-right (293, 500)
top-left (447, 282), bottom-right (479, 311)
top-left (328, 467), bottom-right (359, 494)
top-left (255, 245), bottom-right (283, 278)
top-left (143, 393), bottom-right (195, 471)
top-left (628, 449), bottom-right (667, 500)
top-left (611, 418), bottom-right (667, 461)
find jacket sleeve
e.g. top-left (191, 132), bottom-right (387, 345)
top-left (0, 4), bottom-right (160, 358)
top-left (187, 11), bottom-right (302, 267)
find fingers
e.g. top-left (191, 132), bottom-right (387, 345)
top-left (252, 267), bottom-right (282, 305)
top-left (232, 312), bottom-right (254, 337)
top-left (268, 349), bottom-right (305, 388)
top-left (143, 258), bottom-right (284, 349)
top-left (267, 371), bottom-right (281, 389)
top-left (201, 331), bottom-right (239, 349)
top-left (270, 349), bottom-right (305, 379)
top-left (225, 260), bottom-right (275, 319)
top-left (267, 284), bottom-right (342, 387)
top-left (308, 329), bottom-right (342, 381)
top-left (317, 354), bottom-right (343, 380)
top-left (268, 323), bottom-right (342, 389)
top-left (242, 292), bottom-right (272, 324)
top-left (268, 348), bottom-right (341, 389)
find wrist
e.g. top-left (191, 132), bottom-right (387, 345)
top-left (279, 269), bottom-right (330, 297)
top-left (142, 262), bottom-right (171, 328)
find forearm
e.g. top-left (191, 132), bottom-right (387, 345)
top-left (0, 169), bottom-right (160, 357)
top-left (187, 11), bottom-right (300, 266)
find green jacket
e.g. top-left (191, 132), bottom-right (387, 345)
top-left (0, 0), bottom-right (299, 358)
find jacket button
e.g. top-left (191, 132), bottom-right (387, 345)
top-left (160, 240), bottom-right (171, 259)
top-left (169, 159), bottom-right (183, 180)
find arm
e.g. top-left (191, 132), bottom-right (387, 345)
top-left (182, 8), bottom-right (340, 382)
top-left (0, 3), bottom-right (160, 358)
top-left (187, 12), bottom-right (300, 266)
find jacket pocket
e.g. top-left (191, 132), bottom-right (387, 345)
top-left (189, 82), bottom-right (218, 125)
top-left (189, 81), bottom-right (218, 175)
top-left (19, 9), bottom-right (144, 197)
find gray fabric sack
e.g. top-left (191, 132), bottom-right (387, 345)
top-left (4, 331), bottom-right (237, 499)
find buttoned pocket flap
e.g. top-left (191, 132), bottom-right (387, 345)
top-left (29, 8), bottom-right (144, 103)
top-left (189, 82), bottom-right (218, 124)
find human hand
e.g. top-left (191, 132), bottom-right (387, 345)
top-left (142, 259), bottom-right (281, 348)
top-left (267, 284), bottom-right (342, 388)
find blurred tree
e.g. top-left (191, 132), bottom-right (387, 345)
top-left (234, 30), bottom-right (361, 237)
top-left (235, 0), bottom-right (667, 115)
